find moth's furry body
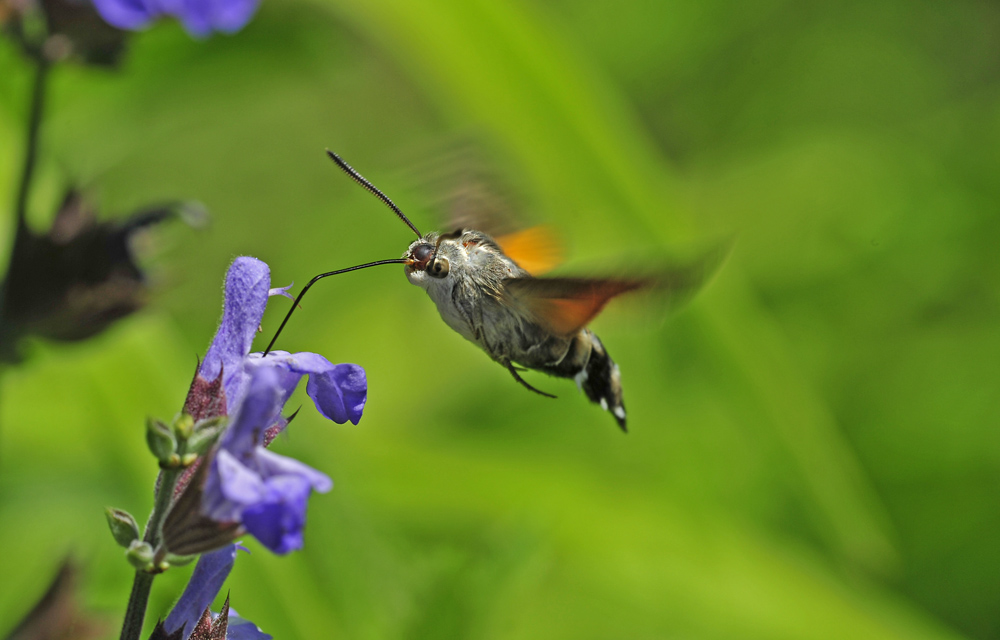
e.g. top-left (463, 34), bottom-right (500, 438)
top-left (405, 230), bottom-right (628, 430)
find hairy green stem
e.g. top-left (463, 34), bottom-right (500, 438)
top-left (119, 571), bottom-right (155, 640)
top-left (119, 467), bottom-right (181, 640)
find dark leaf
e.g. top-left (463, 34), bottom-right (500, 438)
top-left (4, 557), bottom-right (107, 640)
top-left (0, 191), bottom-right (183, 363)
top-left (2, 0), bottom-right (127, 66)
top-left (40, 0), bottom-right (126, 66)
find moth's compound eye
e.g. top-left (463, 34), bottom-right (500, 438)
top-left (411, 243), bottom-right (434, 266)
top-left (428, 257), bottom-right (450, 278)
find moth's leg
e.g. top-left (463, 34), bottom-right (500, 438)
top-left (503, 361), bottom-right (557, 398)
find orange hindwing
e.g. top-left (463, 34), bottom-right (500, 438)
top-left (495, 226), bottom-right (563, 276)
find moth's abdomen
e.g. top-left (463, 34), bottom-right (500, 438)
top-left (540, 329), bottom-right (627, 431)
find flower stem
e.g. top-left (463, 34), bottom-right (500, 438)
top-left (119, 467), bottom-right (182, 640)
top-left (14, 58), bottom-right (49, 231)
top-left (119, 571), bottom-right (154, 640)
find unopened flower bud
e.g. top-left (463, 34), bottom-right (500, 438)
top-left (105, 507), bottom-right (140, 548)
top-left (126, 540), bottom-right (154, 570)
top-left (174, 413), bottom-right (195, 440)
top-left (146, 418), bottom-right (176, 463)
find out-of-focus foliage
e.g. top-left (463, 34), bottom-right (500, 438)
top-left (1, 0), bottom-right (997, 638)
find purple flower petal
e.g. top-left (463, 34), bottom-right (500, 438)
top-left (209, 0), bottom-right (261, 33)
top-left (201, 257), bottom-right (271, 405)
top-left (308, 364), bottom-right (367, 425)
top-left (207, 449), bottom-right (265, 521)
top-left (245, 351), bottom-right (329, 408)
top-left (246, 352), bottom-right (367, 425)
top-left (92, 0), bottom-right (159, 30)
top-left (227, 610), bottom-right (273, 640)
top-left (255, 448), bottom-right (332, 493)
top-left (217, 363), bottom-right (283, 455)
top-left (173, 0), bottom-right (213, 37)
top-left (240, 476), bottom-right (311, 554)
top-left (164, 544), bottom-right (243, 636)
top-left (205, 447), bottom-right (330, 529)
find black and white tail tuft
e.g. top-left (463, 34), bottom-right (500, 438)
top-left (574, 331), bottom-right (627, 431)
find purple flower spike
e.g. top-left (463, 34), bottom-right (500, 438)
top-left (169, 256), bottom-right (365, 556)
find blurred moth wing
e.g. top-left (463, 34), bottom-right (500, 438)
top-left (494, 225), bottom-right (563, 276)
top-left (501, 241), bottom-right (729, 337)
top-left (502, 277), bottom-right (645, 336)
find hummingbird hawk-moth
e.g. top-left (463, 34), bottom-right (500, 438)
top-left (265, 151), bottom-right (722, 432)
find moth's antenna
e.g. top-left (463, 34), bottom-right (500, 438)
top-left (327, 150), bottom-right (422, 239)
top-left (263, 258), bottom-right (410, 356)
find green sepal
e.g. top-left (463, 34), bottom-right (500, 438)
top-left (146, 418), bottom-right (177, 463)
top-left (105, 507), bottom-right (140, 548)
top-left (165, 553), bottom-right (197, 567)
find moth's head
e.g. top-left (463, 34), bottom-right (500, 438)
top-left (404, 229), bottom-right (500, 289)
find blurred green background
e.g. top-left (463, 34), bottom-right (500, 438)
top-left (1, 0), bottom-right (999, 637)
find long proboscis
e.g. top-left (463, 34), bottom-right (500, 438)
top-left (326, 149), bottom-right (422, 238)
top-left (262, 258), bottom-right (410, 355)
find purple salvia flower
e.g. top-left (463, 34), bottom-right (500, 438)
top-left (92, 0), bottom-right (260, 37)
top-left (203, 366), bottom-right (333, 554)
top-left (163, 544), bottom-right (271, 640)
top-left (197, 257), bottom-right (367, 426)
top-left (183, 256), bottom-right (365, 554)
